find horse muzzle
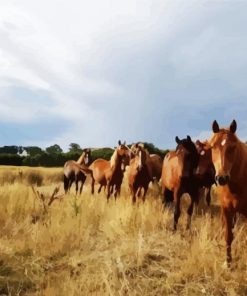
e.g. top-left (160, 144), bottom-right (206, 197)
top-left (215, 175), bottom-right (230, 186)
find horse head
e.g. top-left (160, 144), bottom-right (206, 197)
top-left (175, 135), bottom-right (199, 178)
top-left (209, 120), bottom-right (238, 186)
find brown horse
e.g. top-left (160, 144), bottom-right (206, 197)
top-left (64, 149), bottom-right (94, 195)
top-left (128, 143), bottom-right (153, 203)
top-left (150, 154), bottom-right (163, 181)
top-left (161, 136), bottom-right (200, 230)
top-left (195, 140), bottom-right (215, 206)
top-left (208, 119), bottom-right (247, 265)
top-left (89, 141), bottom-right (130, 200)
top-left (130, 143), bottom-right (162, 181)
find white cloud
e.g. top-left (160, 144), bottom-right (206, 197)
top-left (0, 0), bottom-right (247, 148)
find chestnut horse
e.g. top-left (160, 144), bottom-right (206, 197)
top-left (128, 143), bottom-right (153, 203)
top-left (208, 119), bottom-right (247, 265)
top-left (130, 143), bottom-right (162, 181)
top-left (195, 140), bottom-right (215, 206)
top-left (161, 136), bottom-right (199, 230)
top-left (64, 149), bottom-right (94, 195)
top-left (89, 141), bottom-right (130, 200)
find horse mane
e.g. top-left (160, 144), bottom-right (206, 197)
top-left (77, 151), bottom-right (86, 165)
top-left (110, 149), bottom-right (119, 168)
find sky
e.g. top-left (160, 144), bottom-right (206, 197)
top-left (0, 0), bottom-right (247, 151)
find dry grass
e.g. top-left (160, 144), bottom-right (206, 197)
top-left (0, 166), bottom-right (247, 295)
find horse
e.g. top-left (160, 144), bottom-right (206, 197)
top-left (63, 148), bottom-right (94, 195)
top-left (150, 154), bottom-right (163, 181)
top-left (128, 143), bottom-right (153, 203)
top-left (130, 143), bottom-right (162, 181)
top-left (161, 136), bottom-right (200, 230)
top-left (89, 141), bottom-right (130, 200)
top-left (208, 119), bottom-right (247, 265)
top-left (194, 140), bottom-right (215, 207)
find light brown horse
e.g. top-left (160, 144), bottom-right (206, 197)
top-left (128, 143), bottom-right (153, 203)
top-left (89, 141), bottom-right (130, 200)
top-left (161, 136), bottom-right (200, 230)
top-left (208, 119), bottom-right (247, 265)
top-left (64, 149), bottom-right (94, 195)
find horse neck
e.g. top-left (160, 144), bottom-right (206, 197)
top-left (231, 140), bottom-right (247, 182)
top-left (110, 149), bottom-right (121, 171)
top-left (76, 152), bottom-right (85, 165)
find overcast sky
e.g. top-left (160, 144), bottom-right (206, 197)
top-left (0, 0), bottom-right (246, 150)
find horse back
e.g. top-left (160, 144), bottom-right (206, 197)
top-left (89, 159), bottom-right (110, 184)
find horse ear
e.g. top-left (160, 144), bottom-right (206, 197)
top-left (175, 136), bottom-right (181, 144)
top-left (123, 141), bottom-right (126, 145)
top-left (187, 135), bottom-right (192, 142)
top-left (118, 140), bottom-right (121, 145)
top-left (212, 120), bottom-right (219, 133)
top-left (195, 140), bottom-right (201, 145)
top-left (230, 119), bottom-right (237, 134)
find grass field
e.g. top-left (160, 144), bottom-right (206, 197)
top-left (0, 166), bottom-right (247, 295)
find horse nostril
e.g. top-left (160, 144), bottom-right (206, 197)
top-left (216, 175), bottom-right (230, 186)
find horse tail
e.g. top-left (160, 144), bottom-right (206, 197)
top-left (64, 174), bottom-right (69, 193)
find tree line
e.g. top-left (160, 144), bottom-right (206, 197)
top-left (0, 143), bottom-right (168, 167)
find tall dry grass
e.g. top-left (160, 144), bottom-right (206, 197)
top-left (0, 166), bottom-right (247, 295)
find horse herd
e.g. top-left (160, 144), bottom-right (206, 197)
top-left (63, 120), bottom-right (247, 266)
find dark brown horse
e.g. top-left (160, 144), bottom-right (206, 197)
top-left (64, 149), bottom-right (94, 195)
top-left (128, 143), bottom-right (153, 203)
top-left (161, 136), bottom-right (200, 230)
top-left (208, 119), bottom-right (247, 265)
top-left (89, 141), bottom-right (130, 200)
top-left (195, 140), bottom-right (215, 206)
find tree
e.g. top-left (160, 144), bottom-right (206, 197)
top-left (68, 143), bottom-right (82, 154)
top-left (46, 144), bottom-right (63, 154)
top-left (0, 146), bottom-right (19, 154)
top-left (24, 146), bottom-right (44, 157)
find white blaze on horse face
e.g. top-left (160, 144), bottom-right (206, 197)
top-left (221, 139), bottom-right (226, 147)
top-left (200, 150), bottom-right (205, 156)
top-left (84, 155), bottom-right (89, 165)
top-left (138, 150), bottom-right (142, 169)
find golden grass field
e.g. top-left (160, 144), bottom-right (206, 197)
top-left (0, 166), bottom-right (247, 295)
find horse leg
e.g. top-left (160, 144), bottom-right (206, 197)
top-left (75, 176), bottom-right (79, 195)
top-left (142, 185), bottom-right (148, 203)
top-left (173, 187), bottom-right (183, 231)
top-left (79, 175), bottom-right (86, 195)
top-left (68, 179), bottom-right (74, 193)
top-left (222, 207), bottom-right (234, 266)
top-left (206, 187), bottom-right (211, 206)
top-left (90, 174), bottom-right (95, 195)
top-left (137, 187), bottom-right (142, 197)
top-left (98, 184), bottom-right (102, 194)
top-left (64, 175), bottom-right (69, 194)
top-left (106, 181), bottom-right (111, 201)
top-left (163, 187), bottom-right (174, 207)
top-left (186, 197), bottom-right (194, 230)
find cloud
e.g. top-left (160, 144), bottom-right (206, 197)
top-left (0, 0), bottom-right (247, 150)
